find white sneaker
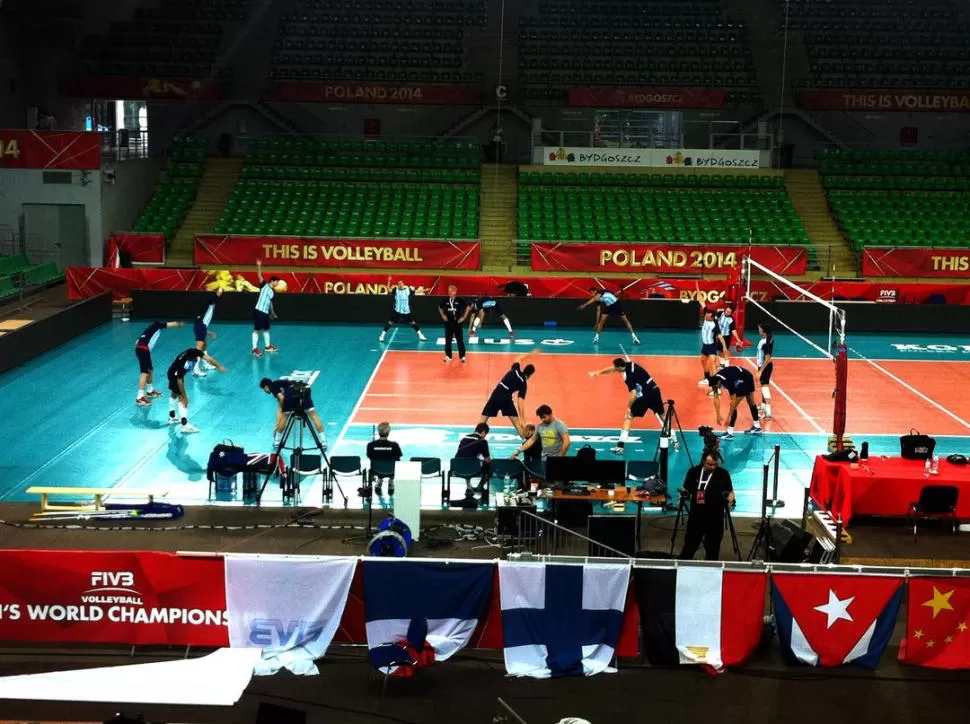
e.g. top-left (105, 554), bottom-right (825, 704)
top-left (202, 360), bottom-right (216, 370)
top-left (136, 396), bottom-right (151, 406)
top-left (192, 370), bottom-right (207, 378)
top-left (592, 335), bottom-right (600, 344)
top-left (469, 336), bottom-right (479, 343)
top-left (417, 331), bottom-right (427, 341)
top-left (698, 378), bottom-right (709, 386)
top-left (632, 335), bottom-right (640, 344)
top-left (180, 423), bottom-right (199, 434)
top-left (443, 355), bottom-right (452, 363)
top-left (167, 417), bottom-right (179, 425)
top-left (720, 359), bottom-right (729, 368)
top-left (378, 332), bottom-right (386, 342)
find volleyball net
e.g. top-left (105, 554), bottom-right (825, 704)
top-left (739, 256), bottom-right (849, 448)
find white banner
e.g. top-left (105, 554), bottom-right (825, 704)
top-left (225, 554), bottom-right (356, 676)
top-left (541, 147), bottom-right (761, 169)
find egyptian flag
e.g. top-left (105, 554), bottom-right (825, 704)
top-left (633, 567), bottom-right (767, 672)
top-left (899, 577), bottom-right (970, 670)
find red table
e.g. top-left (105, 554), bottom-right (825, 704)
top-left (809, 455), bottom-right (970, 525)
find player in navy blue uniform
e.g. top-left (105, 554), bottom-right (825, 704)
top-left (577, 288), bottom-right (640, 345)
top-left (709, 364), bottom-right (762, 440)
top-left (167, 348), bottom-right (226, 433)
top-left (259, 377), bottom-right (326, 445)
top-left (252, 259), bottom-right (284, 357)
top-left (468, 296), bottom-right (514, 340)
top-left (455, 422), bottom-right (492, 494)
top-left (589, 357), bottom-right (674, 453)
top-left (479, 350), bottom-right (539, 435)
top-left (134, 320), bottom-right (184, 406)
top-left (192, 288), bottom-right (222, 377)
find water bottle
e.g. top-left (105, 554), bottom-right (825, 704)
top-left (503, 474), bottom-right (512, 501)
top-left (925, 458), bottom-right (931, 477)
top-left (932, 454), bottom-right (940, 474)
top-left (860, 442), bottom-right (869, 461)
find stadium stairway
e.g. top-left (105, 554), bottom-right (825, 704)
top-left (478, 163), bottom-right (520, 272)
top-left (167, 157), bottom-right (243, 266)
top-left (784, 169), bottom-right (855, 277)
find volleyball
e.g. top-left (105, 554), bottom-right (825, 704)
top-left (274, 280), bottom-right (288, 292)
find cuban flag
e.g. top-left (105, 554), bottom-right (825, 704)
top-left (772, 573), bottom-right (904, 669)
top-left (499, 561), bottom-right (629, 678)
top-left (362, 560), bottom-right (494, 674)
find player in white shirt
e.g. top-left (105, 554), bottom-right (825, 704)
top-left (252, 259), bottom-right (284, 357)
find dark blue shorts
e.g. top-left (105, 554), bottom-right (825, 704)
top-left (193, 320), bottom-right (208, 342)
top-left (253, 310), bottom-right (271, 331)
top-left (603, 301), bottom-right (625, 316)
top-left (135, 347), bottom-right (152, 374)
top-left (701, 343), bottom-right (719, 356)
top-left (759, 362), bottom-right (774, 385)
top-left (482, 392), bottom-right (518, 418)
top-left (167, 374), bottom-right (186, 396)
top-left (631, 388), bottom-right (664, 418)
top-left (479, 302), bottom-right (505, 317)
top-left (731, 379), bottom-right (756, 398)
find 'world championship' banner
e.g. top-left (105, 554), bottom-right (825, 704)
top-left (194, 236), bottom-right (482, 270)
top-left (862, 247), bottom-right (970, 278)
top-left (530, 243), bottom-right (807, 275)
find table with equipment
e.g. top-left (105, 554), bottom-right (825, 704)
top-left (546, 486), bottom-right (667, 550)
top-left (809, 454), bottom-right (970, 525)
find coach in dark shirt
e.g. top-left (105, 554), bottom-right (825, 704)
top-left (456, 422), bottom-right (491, 492)
top-left (438, 284), bottom-right (469, 362)
top-left (366, 421), bottom-right (402, 495)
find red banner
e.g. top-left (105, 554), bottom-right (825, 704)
top-left (61, 76), bottom-right (221, 100)
top-left (568, 86), bottom-right (725, 109)
top-left (531, 243), bottom-right (807, 275)
top-left (0, 550), bottom-right (227, 646)
top-left (0, 130), bottom-right (100, 170)
top-left (194, 235), bottom-right (481, 270)
top-left (861, 247), bottom-right (970, 278)
top-left (67, 266), bottom-right (970, 305)
top-left (263, 82), bottom-right (485, 105)
top-left (800, 89), bottom-right (970, 112)
top-left (106, 233), bottom-right (166, 266)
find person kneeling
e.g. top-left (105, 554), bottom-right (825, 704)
top-left (679, 450), bottom-right (735, 561)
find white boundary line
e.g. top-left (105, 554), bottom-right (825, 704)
top-left (331, 328), bottom-right (397, 453)
top-left (741, 358), bottom-right (827, 434)
top-left (849, 348), bottom-right (970, 431)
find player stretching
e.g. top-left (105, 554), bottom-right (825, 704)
top-left (709, 364), bottom-right (762, 440)
top-left (479, 349), bottom-right (539, 435)
top-left (578, 288), bottom-right (640, 345)
top-left (699, 307), bottom-right (718, 385)
top-left (589, 357), bottom-right (676, 453)
top-left (756, 323), bottom-right (775, 420)
top-left (167, 348), bottom-right (226, 433)
top-left (379, 280), bottom-right (426, 342)
top-left (192, 288), bottom-right (222, 377)
top-left (252, 260), bottom-right (282, 357)
top-left (135, 320), bottom-right (184, 406)
top-left (468, 296), bottom-right (514, 341)
top-left (716, 303), bottom-right (743, 369)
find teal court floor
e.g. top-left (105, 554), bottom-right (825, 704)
top-left (2, 319), bottom-right (970, 517)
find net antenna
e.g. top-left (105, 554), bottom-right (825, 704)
top-left (741, 256), bottom-right (846, 359)
top-left (742, 256), bottom-right (849, 449)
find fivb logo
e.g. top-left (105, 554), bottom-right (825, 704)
top-left (249, 618), bottom-right (328, 647)
top-left (876, 289), bottom-right (898, 304)
top-left (434, 337), bottom-right (574, 347)
top-left (88, 571), bottom-right (137, 593)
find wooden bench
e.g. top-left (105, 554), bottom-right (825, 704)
top-left (27, 486), bottom-right (168, 513)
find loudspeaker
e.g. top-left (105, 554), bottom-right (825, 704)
top-left (553, 499), bottom-right (591, 528)
top-left (497, 504), bottom-right (535, 536)
top-left (256, 703), bottom-right (306, 724)
top-left (768, 520), bottom-right (813, 563)
top-left (587, 515), bottom-right (636, 557)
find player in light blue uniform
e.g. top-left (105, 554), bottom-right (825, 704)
top-left (379, 280), bottom-right (427, 342)
top-left (252, 259), bottom-right (282, 357)
top-left (577, 287), bottom-right (640, 345)
top-left (716, 303), bottom-right (743, 369)
top-left (699, 307), bottom-right (718, 385)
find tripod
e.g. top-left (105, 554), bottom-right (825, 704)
top-left (669, 490), bottom-right (689, 556)
top-left (723, 501), bottom-right (742, 561)
top-left (747, 444), bottom-right (783, 561)
top-left (256, 407), bottom-right (334, 507)
top-left (655, 399), bottom-right (692, 501)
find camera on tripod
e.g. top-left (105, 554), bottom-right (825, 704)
top-left (287, 381), bottom-right (311, 412)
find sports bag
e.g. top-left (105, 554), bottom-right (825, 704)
top-left (900, 429), bottom-right (936, 460)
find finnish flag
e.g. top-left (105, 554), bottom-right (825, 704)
top-left (499, 561), bottom-right (629, 678)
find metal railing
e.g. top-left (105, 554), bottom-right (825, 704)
top-left (507, 509), bottom-right (632, 559)
top-left (100, 129), bottom-right (151, 162)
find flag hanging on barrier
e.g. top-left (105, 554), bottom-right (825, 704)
top-left (772, 574), bottom-right (904, 669)
top-left (225, 554), bottom-right (356, 676)
top-left (899, 578), bottom-right (970, 669)
top-left (363, 560), bottom-right (494, 676)
top-left (633, 567), bottom-right (767, 672)
top-left (499, 561), bottom-right (629, 678)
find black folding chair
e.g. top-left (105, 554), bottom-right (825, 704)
top-left (368, 458), bottom-right (397, 496)
top-left (447, 457), bottom-right (484, 500)
top-left (325, 455), bottom-right (366, 504)
top-left (909, 485), bottom-right (959, 542)
top-left (490, 458), bottom-right (526, 492)
top-left (410, 456), bottom-right (446, 503)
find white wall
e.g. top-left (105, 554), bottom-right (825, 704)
top-left (0, 169), bottom-right (103, 265)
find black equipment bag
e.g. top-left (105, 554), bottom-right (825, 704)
top-left (577, 445), bottom-right (597, 462)
top-left (900, 429), bottom-right (936, 460)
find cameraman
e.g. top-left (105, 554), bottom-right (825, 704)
top-left (260, 377), bottom-right (325, 444)
top-left (679, 449), bottom-right (735, 561)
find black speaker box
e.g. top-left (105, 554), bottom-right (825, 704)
top-left (497, 504), bottom-right (536, 536)
top-left (768, 520), bottom-right (813, 562)
top-left (256, 703), bottom-right (306, 724)
top-left (587, 514), bottom-right (637, 557)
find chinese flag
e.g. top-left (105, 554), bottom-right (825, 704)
top-left (899, 578), bottom-right (970, 669)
